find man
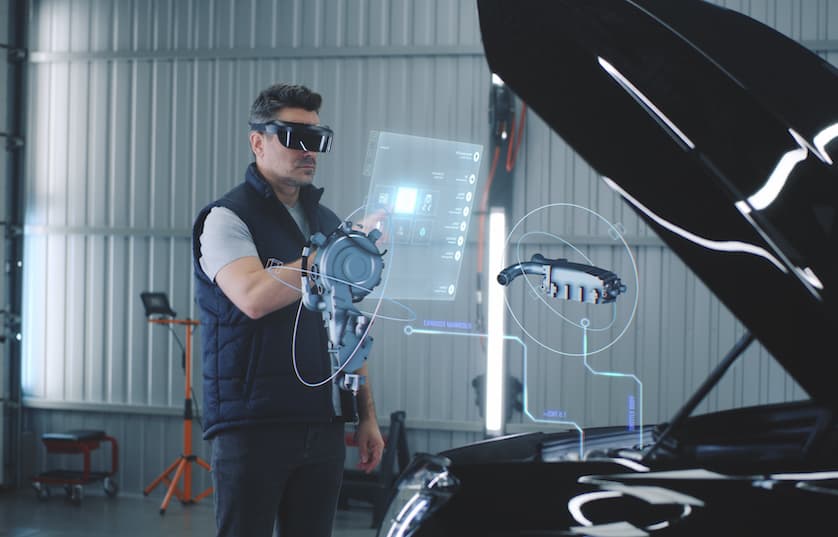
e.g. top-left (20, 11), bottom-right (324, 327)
top-left (192, 83), bottom-right (384, 537)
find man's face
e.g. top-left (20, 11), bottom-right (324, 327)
top-left (252, 107), bottom-right (321, 190)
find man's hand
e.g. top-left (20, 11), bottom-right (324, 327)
top-left (355, 419), bottom-right (385, 474)
top-left (354, 209), bottom-right (389, 247)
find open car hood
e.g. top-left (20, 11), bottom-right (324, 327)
top-left (477, 0), bottom-right (838, 409)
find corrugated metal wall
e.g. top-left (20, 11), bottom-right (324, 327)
top-left (20, 0), bottom-right (838, 492)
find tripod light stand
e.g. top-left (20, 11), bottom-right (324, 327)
top-left (140, 292), bottom-right (212, 514)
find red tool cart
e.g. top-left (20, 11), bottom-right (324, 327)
top-left (31, 429), bottom-right (119, 503)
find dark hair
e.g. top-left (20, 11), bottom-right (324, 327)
top-left (249, 83), bottom-right (322, 125)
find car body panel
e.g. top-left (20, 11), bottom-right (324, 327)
top-left (412, 402), bottom-right (838, 536)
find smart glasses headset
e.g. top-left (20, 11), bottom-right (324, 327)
top-left (249, 120), bottom-right (334, 153)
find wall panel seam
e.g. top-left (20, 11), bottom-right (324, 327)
top-left (29, 45), bottom-right (487, 63)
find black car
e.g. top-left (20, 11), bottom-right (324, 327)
top-left (375, 1), bottom-right (838, 536)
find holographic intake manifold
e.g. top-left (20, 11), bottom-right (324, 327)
top-left (497, 253), bottom-right (626, 304)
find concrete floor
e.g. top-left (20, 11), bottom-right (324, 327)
top-left (0, 489), bottom-right (378, 537)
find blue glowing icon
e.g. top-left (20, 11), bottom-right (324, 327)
top-left (394, 187), bottom-right (418, 214)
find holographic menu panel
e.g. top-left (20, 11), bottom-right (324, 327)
top-left (362, 131), bottom-right (483, 300)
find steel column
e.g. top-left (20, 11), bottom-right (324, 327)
top-left (3, 0), bottom-right (27, 488)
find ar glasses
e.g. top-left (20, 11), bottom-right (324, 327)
top-left (249, 120), bottom-right (334, 153)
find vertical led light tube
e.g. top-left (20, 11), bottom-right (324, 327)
top-left (486, 208), bottom-right (507, 437)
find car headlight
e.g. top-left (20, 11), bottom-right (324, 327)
top-left (377, 453), bottom-right (460, 537)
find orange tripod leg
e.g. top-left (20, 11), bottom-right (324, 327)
top-left (143, 318), bottom-right (213, 513)
top-left (144, 456), bottom-right (182, 496)
top-left (192, 457), bottom-right (214, 502)
top-left (195, 456), bottom-right (211, 471)
top-left (159, 458), bottom-right (187, 514)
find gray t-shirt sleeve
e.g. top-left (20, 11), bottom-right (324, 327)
top-left (199, 206), bottom-right (259, 282)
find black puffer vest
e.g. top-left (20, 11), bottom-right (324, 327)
top-left (192, 164), bottom-right (341, 438)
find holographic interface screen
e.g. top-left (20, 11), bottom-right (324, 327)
top-left (363, 131), bottom-right (483, 300)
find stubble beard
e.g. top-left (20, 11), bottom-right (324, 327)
top-left (262, 155), bottom-right (317, 197)
top-left (276, 166), bottom-right (315, 192)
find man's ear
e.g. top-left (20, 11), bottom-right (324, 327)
top-left (249, 131), bottom-right (263, 159)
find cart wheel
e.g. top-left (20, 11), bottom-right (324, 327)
top-left (103, 477), bottom-right (119, 498)
top-left (69, 484), bottom-right (84, 504)
top-left (32, 482), bottom-right (50, 501)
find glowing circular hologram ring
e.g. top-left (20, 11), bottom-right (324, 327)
top-left (344, 203), bottom-right (366, 223)
top-left (359, 298), bottom-right (417, 322)
top-left (503, 202), bottom-right (639, 357)
top-left (608, 222), bottom-right (627, 241)
top-left (514, 231), bottom-right (618, 333)
top-left (284, 261), bottom-right (392, 388)
top-left (403, 325), bottom-right (414, 335)
top-left (269, 214), bottom-right (411, 388)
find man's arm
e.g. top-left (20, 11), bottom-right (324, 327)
top-left (354, 362), bottom-right (384, 473)
top-left (215, 207), bottom-right (388, 320)
top-left (201, 206), bottom-right (312, 319)
top-left (215, 255), bottom-right (309, 319)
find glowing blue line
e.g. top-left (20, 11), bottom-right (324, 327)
top-left (405, 326), bottom-right (585, 458)
top-left (582, 324), bottom-right (644, 448)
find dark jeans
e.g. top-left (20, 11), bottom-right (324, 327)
top-left (211, 422), bottom-right (346, 537)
